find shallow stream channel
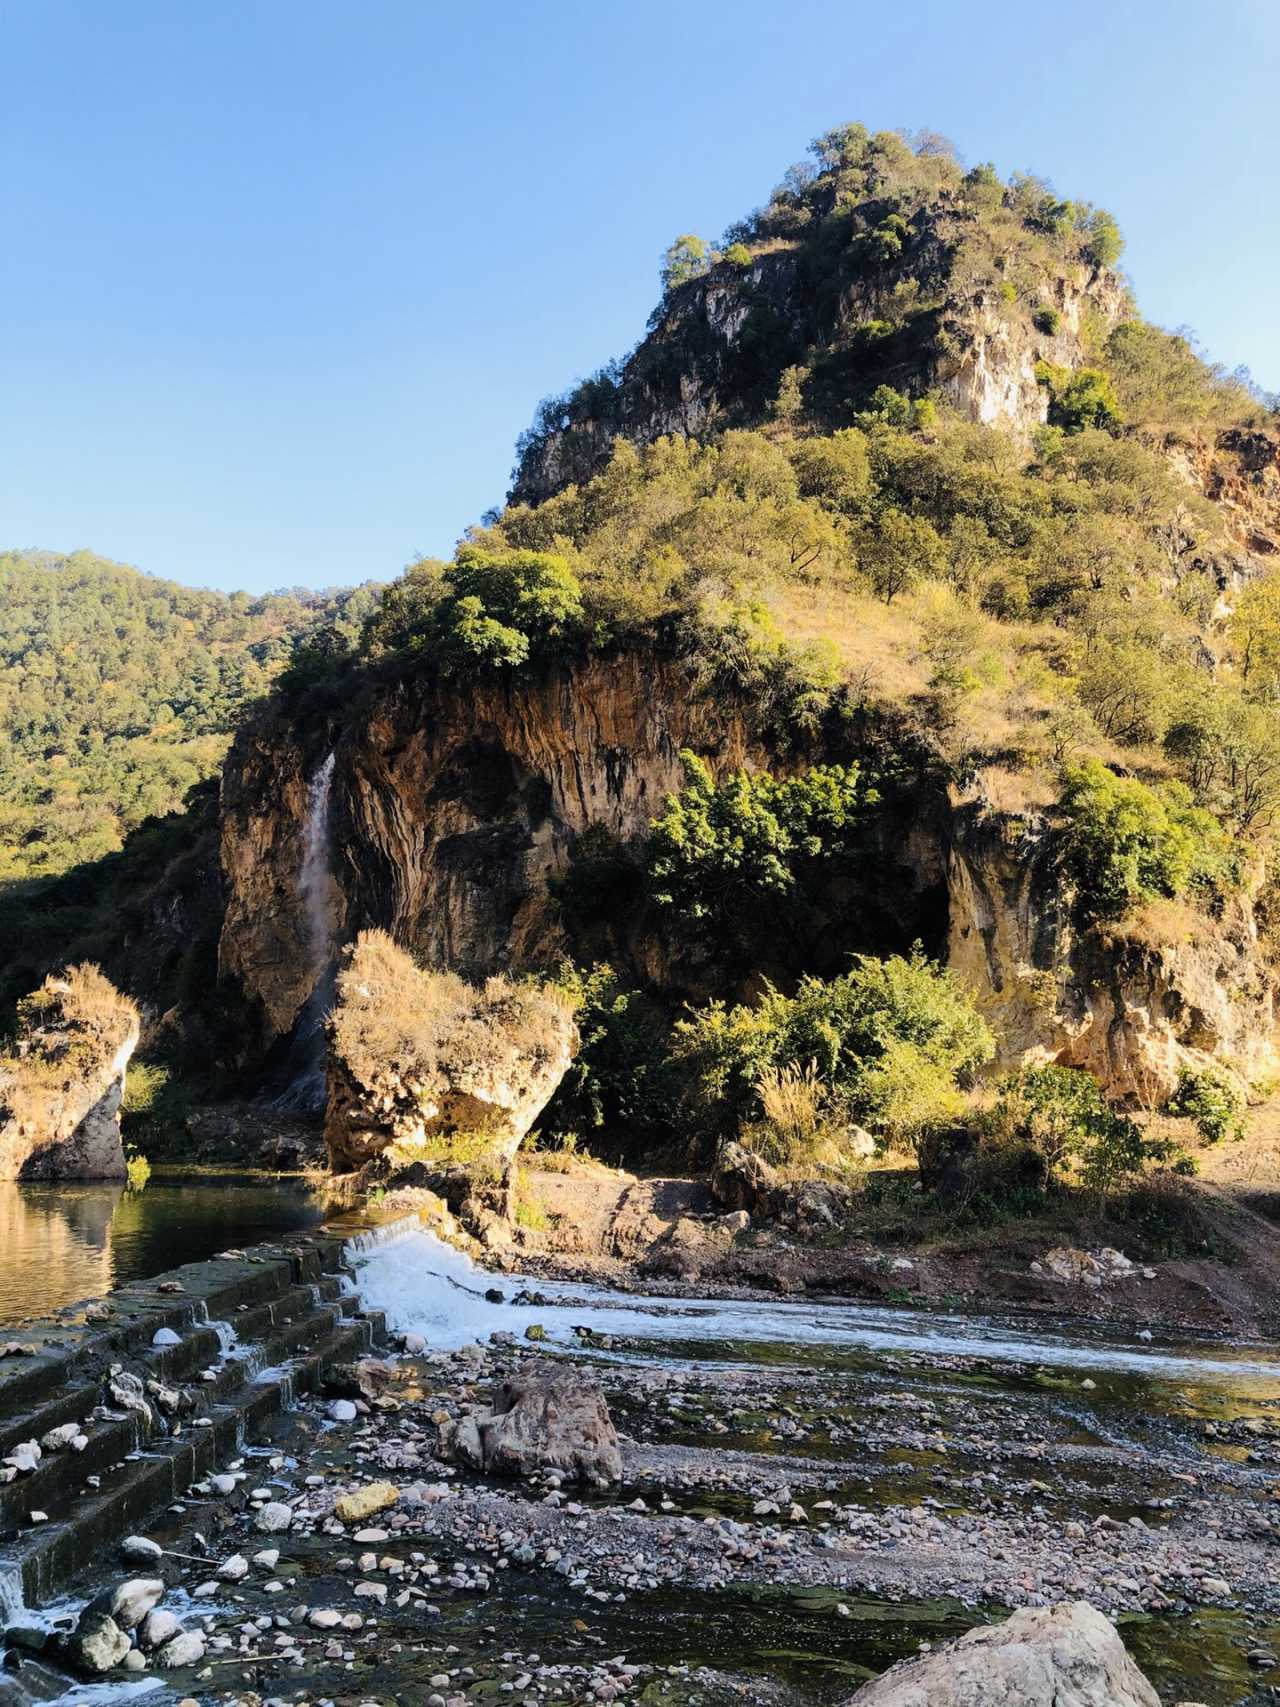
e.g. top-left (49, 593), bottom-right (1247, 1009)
top-left (5, 1205), bottom-right (1280, 1704)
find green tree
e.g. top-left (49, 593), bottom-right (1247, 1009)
top-left (1057, 759), bottom-right (1230, 921)
top-left (661, 233), bottom-right (712, 292)
top-left (991, 1065), bottom-right (1171, 1195)
top-left (1036, 362), bottom-right (1121, 432)
top-left (862, 510), bottom-right (947, 602)
top-left (1166, 1065), bottom-right (1245, 1144)
top-left (646, 751), bottom-right (875, 955)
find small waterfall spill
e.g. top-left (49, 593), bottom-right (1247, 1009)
top-left (209, 1319), bottom-right (239, 1357)
top-left (0, 1560), bottom-right (23, 1622)
top-left (274, 751), bottom-right (338, 1111)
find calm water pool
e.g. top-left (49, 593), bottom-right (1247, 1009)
top-left (0, 1171), bottom-right (326, 1326)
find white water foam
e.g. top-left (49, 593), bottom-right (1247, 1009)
top-left (349, 1223), bottom-right (1280, 1387)
top-left (0, 1558), bottom-right (23, 1622)
top-left (208, 1319), bottom-right (239, 1357)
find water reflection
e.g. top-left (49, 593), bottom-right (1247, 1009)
top-left (0, 1174), bottom-right (326, 1326)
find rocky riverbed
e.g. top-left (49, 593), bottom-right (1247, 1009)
top-left (13, 1245), bottom-right (1280, 1706)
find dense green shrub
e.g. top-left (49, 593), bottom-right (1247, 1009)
top-left (1057, 760), bottom-right (1231, 921)
top-left (1035, 361), bottom-right (1121, 432)
top-left (1166, 1064), bottom-right (1246, 1144)
top-left (989, 1065), bottom-right (1182, 1194)
top-left (361, 547), bottom-right (583, 670)
top-left (1033, 307), bottom-right (1062, 336)
top-left (674, 949), bottom-right (994, 1149)
top-left (544, 962), bottom-right (679, 1142)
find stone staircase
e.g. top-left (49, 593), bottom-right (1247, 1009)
top-left (0, 1233), bottom-right (384, 1612)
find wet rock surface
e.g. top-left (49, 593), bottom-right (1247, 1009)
top-left (440, 1372), bottom-right (623, 1485)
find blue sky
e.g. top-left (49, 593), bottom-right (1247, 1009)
top-left (1, 0), bottom-right (1276, 595)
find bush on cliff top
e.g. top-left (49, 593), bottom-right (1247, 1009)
top-left (359, 547), bottom-right (583, 671)
top-left (1057, 759), bottom-right (1234, 922)
top-left (1, 964), bottom-right (138, 1127)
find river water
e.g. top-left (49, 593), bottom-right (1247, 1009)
top-left (0, 1173), bottom-right (325, 1327)
top-left (342, 1223), bottom-right (1280, 1705)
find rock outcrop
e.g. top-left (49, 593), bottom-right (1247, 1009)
top-left (323, 930), bottom-right (576, 1191)
top-left (844, 1601), bottom-right (1160, 1707)
top-left (439, 1372), bottom-right (623, 1484)
top-left (0, 965), bottom-right (140, 1180)
top-left (511, 206), bottom-right (1128, 507)
top-left (948, 803), bottom-right (1278, 1102)
top-left (219, 655), bottom-right (948, 1057)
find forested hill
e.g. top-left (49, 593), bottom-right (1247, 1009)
top-left (0, 549), bottom-right (375, 882)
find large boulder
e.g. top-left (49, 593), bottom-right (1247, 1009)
top-left (0, 966), bottom-right (139, 1180)
top-left (843, 1602), bottom-right (1160, 1707)
top-left (324, 931), bottom-right (576, 1193)
top-left (439, 1371), bottom-right (622, 1485)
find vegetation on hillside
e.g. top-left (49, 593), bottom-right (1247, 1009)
top-left (513, 122), bottom-right (1268, 494)
top-left (0, 548), bottom-right (378, 881)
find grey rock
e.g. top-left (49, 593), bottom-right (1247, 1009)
top-left (842, 1602), bottom-right (1160, 1707)
top-left (64, 1610), bottom-right (132, 1674)
top-left (155, 1629), bottom-right (207, 1668)
top-left (439, 1372), bottom-right (623, 1485)
top-left (140, 1608), bottom-right (180, 1649)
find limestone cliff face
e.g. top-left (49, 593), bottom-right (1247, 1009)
top-left (931, 271), bottom-right (1129, 437)
top-left (947, 804), bottom-right (1279, 1103)
top-left (512, 236), bottom-right (1127, 505)
top-left (220, 653), bottom-right (951, 1056)
top-left (220, 660), bottom-right (1277, 1103)
top-left (220, 654), bottom-right (778, 1048)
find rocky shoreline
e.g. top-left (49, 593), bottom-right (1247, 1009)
top-left (4, 1220), bottom-right (1280, 1705)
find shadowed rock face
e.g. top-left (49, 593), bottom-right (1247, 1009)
top-left (219, 653), bottom-right (771, 1047)
top-left (220, 654), bottom-right (1279, 1105)
top-left (509, 228), bottom-right (1131, 509)
top-left (219, 655), bottom-right (950, 1069)
top-left (842, 1601), bottom-right (1160, 1707)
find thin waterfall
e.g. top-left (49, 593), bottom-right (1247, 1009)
top-left (273, 751), bottom-right (338, 1110)
top-left (298, 751), bottom-right (337, 981)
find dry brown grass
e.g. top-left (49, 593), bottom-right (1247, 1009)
top-left (329, 929), bottom-right (573, 1097)
top-left (1115, 897), bottom-right (1216, 953)
top-left (1, 964), bottom-right (139, 1126)
top-left (741, 1063), bottom-right (872, 1178)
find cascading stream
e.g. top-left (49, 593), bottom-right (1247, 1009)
top-left (298, 750), bottom-right (337, 981)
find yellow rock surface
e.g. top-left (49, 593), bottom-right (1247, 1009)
top-left (334, 1481), bottom-right (399, 1523)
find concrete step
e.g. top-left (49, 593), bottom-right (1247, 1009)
top-left (0, 1233), bottom-right (385, 1610)
top-left (0, 1296), bottom-right (354, 1535)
